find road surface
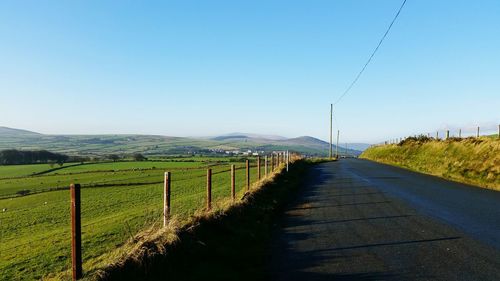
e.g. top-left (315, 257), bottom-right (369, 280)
top-left (270, 159), bottom-right (500, 281)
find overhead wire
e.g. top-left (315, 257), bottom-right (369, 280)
top-left (333, 0), bottom-right (408, 105)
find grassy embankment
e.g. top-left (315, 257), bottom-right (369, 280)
top-left (360, 136), bottom-right (499, 190)
top-left (0, 158), bottom-right (267, 280)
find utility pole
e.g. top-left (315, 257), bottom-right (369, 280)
top-left (336, 130), bottom-right (339, 159)
top-left (329, 104), bottom-right (333, 159)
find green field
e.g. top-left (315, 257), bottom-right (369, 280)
top-left (0, 158), bottom-right (270, 280)
top-left (0, 163), bottom-right (80, 178)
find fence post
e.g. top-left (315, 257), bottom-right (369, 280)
top-left (257, 156), bottom-right (261, 180)
top-left (436, 131), bottom-right (439, 139)
top-left (246, 159), bottom-right (250, 191)
top-left (231, 165), bottom-right (235, 201)
top-left (206, 169), bottom-right (212, 210)
top-left (70, 183), bottom-right (82, 281)
top-left (286, 150), bottom-right (289, 172)
top-left (271, 154), bottom-right (274, 171)
top-left (446, 130), bottom-right (449, 140)
top-left (498, 124), bottom-right (500, 139)
top-left (477, 126), bottom-right (480, 138)
top-left (264, 155), bottom-right (268, 177)
top-left (163, 172), bottom-right (171, 227)
top-left (459, 129), bottom-right (461, 138)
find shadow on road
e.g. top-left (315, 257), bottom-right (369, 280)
top-left (269, 160), bottom-right (500, 281)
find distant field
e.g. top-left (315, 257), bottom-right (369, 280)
top-left (0, 158), bottom-right (268, 280)
top-left (0, 163), bottom-right (80, 179)
top-left (0, 161), bottom-right (222, 198)
top-left (45, 161), bottom-right (210, 174)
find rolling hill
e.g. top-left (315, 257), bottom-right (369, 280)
top-left (0, 127), bottom-right (362, 157)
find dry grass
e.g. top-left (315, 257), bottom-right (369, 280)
top-left (360, 137), bottom-right (500, 190)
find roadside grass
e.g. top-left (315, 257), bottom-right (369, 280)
top-left (0, 159), bottom-right (266, 280)
top-left (360, 137), bottom-right (500, 190)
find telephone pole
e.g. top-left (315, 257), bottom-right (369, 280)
top-left (329, 104), bottom-right (333, 159)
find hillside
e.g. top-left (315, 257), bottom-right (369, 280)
top-left (0, 127), bottom-right (361, 157)
top-left (360, 136), bottom-right (500, 190)
top-left (0, 127), bottom-right (41, 136)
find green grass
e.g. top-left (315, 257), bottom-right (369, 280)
top-left (0, 161), bottom-right (231, 198)
top-left (0, 158), bottom-right (270, 280)
top-left (360, 137), bottom-right (500, 190)
top-left (45, 161), bottom-right (209, 174)
top-left (0, 163), bottom-right (77, 179)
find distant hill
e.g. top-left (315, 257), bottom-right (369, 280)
top-left (212, 135), bottom-right (249, 141)
top-left (214, 132), bottom-right (286, 141)
top-left (0, 127), bottom-right (362, 157)
top-left (284, 136), bottom-right (329, 148)
top-left (344, 143), bottom-right (371, 152)
top-left (0, 127), bottom-right (41, 136)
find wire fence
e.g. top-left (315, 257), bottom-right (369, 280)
top-left (378, 124), bottom-right (500, 145)
top-left (66, 152), bottom-right (300, 280)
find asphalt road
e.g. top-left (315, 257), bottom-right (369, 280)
top-left (270, 159), bottom-right (500, 281)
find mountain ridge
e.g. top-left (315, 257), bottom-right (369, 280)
top-left (0, 126), bottom-right (363, 157)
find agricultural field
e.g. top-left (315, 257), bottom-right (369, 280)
top-left (0, 158), bottom-right (268, 280)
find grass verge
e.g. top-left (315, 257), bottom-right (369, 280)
top-left (360, 136), bottom-right (499, 190)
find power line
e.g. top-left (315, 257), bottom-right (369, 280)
top-left (334, 0), bottom-right (407, 105)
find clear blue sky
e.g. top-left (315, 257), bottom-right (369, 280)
top-left (1, 0), bottom-right (499, 143)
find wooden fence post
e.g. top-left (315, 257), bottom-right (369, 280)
top-left (264, 155), bottom-right (268, 177)
top-left (477, 126), bottom-right (480, 138)
top-left (257, 156), bottom-right (261, 180)
top-left (206, 169), bottom-right (212, 210)
top-left (231, 165), bottom-right (235, 201)
top-left (163, 172), bottom-right (171, 227)
top-left (271, 155), bottom-right (274, 172)
top-left (286, 150), bottom-right (289, 172)
top-left (70, 183), bottom-right (82, 281)
top-left (459, 129), bottom-right (461, 138)
top-left (246, 159), bottom-right (250, 190)
top-left (446, 130), bottom-right (449, 140)
top-left (436, 131), bottom-right (439, 139)
top-left (498, 124), bottom-right (500, 138)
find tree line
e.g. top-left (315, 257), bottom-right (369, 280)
top-left (0, 149), bottom-right (69, 165)
top-left (0, 149), bottom-right (149, 165)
